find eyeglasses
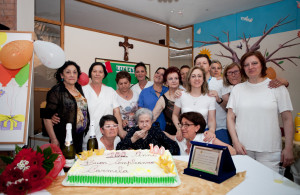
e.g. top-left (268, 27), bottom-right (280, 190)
top-left (178, 123), bottom-right (195, 128)
top-left (103, 124), bottom-right (118, 129)
top-left (226, 70), bottom-right (240, 76)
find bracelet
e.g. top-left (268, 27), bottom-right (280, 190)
top-left (217, 98), bottom-right (223, 104)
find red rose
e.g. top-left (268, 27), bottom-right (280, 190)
top-left (6, 179), bottom-right (31, 195)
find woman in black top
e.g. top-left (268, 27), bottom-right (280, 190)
top-left (152, 67), bottom-right (181, 135)
top-left (116, 108), bottom-right (179, 155)
top-left (44, 61), bottom-right (89, 153)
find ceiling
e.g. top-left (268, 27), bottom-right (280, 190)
top-left (89, 0), bottom-right (280, 27)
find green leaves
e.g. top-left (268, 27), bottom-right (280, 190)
top-left (0, 155), bottom-right (13, 165)
top-left (278, 61), bottom-right (284, 64)
top-left (41, 147), bottom-right (59, 174)
top-left (15, 145), bottom-right (22, 155)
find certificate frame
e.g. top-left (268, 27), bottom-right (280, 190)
top-left (184, 141), bottom-right (236, 183)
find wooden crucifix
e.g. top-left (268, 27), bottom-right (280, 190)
top-left (119, 36), bottom-right (133, 61)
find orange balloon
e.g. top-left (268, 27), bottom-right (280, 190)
top-left (0, 40), bottom-right (33, 70)
top-left (266, 67), bottom-right (277, 79)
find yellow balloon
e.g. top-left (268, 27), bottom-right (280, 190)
top-left (0, 32), bottom-right (7, 45)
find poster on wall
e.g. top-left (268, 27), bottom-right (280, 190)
top-left (0, 31), bottom-right (34, 144)
top-left (95, 58), bottom-right (150, 90)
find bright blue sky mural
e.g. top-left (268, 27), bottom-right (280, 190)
top-left (194, 0), bottom-right (300, 48)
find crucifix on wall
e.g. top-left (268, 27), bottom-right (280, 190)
top-left (119, 36), bottom-right (133, 61)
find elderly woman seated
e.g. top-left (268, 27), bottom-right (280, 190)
top-left (116, 108), bottom-right (179, 155)
top-left (98, 115), bottom-right (121, 150)
top-left (165, 112), bottom-right (236, 156)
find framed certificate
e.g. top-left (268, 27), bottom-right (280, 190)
top-left (184, 141), bottom-right (236, 183)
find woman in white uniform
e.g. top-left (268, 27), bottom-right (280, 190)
top-left (82, 62), bottom-right (126, 150)
top-left (227, 51), bottom-right (294, 169)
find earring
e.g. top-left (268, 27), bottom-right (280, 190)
top-left (61, 78), bottom-right (64, 81)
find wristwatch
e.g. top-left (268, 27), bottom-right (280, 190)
top-left (217, 98), bottom-right (223, 104)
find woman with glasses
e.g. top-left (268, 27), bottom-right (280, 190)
top-left (221, 62), bottom-right (289, 110)
top-left (98, 115), bottom-right (121, 150)
top-left (152, 67), bottom-right (181, 135)
top-left (138, 67), bottom-right (168, 130)
top-left (165, 112), bottom-right (235, 155)
top-left (172, 66), bottom-right (216, 143)
top-left (116, 108), bottom-right (179, 155)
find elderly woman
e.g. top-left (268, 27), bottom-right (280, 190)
top-left (116, 108), bottom-right (179, 155)
top-left (172, 66), bottom-right (216, 142)
top-left (44, 61), bottom-right (89, 153)
top-left (153, 67), bottom-right (181, 135)
top-left (131, 62), bottom-right (153, 95)
top-left (98, 115), bottom-right (121, 150)
top-left (165, 112), bottom-right (236, 156)
top-left (115, 71), bottom-right (139, 131)
top-left (138, 67), bottom-right (168, 130)
top-left (227, 51), bottom-right (294, 169)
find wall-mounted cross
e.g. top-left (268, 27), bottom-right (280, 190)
top-left (119, 36), bottom-right (133, 61)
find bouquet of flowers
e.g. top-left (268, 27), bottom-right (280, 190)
top-left (0, 144), bottom-right (65, 195)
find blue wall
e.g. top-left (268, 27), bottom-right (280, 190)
top-left (194, 0), bottom-right (300, 48)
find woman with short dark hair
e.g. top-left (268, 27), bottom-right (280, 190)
top-left (165, 112), bottom-right (235, 156)
top-left (115, 71), bottom-right (139, 131)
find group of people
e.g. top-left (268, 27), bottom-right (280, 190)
top-left (44, 50), bottom-right (294, 170)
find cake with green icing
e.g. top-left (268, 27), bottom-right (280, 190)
top-left (66, 149), bottom-right (178, 185)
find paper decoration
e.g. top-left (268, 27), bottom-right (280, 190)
top-left (15, 63), bottom-right (29, 87)
top-left (0, 64), bottom-right (12, 87)
top-left (105, 61), bottom-right (113, 73)
top-left (0, 89), bottom-right (5, 97)
top-left (0, 114), bottom-right (25, 130)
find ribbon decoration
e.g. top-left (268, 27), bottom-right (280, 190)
top-left (0, 114), bottom-right (25, 130)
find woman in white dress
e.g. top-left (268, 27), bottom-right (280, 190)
top-left (172, 66), bottom-right (216, 142)
top-left (82, 62), bottom-right (126, 150)
top-left (227, 51), bottom-right (294, 169)
top-left (98, 115), bottom-right (121, 150)
top-left (115, 71), bottom-right (139, 131)
top-left (130, 62), bottom-right (153, 95)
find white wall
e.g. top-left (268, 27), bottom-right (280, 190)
top-left (64, 26), bottom-right (169, 79)
top-left (194, 29), bottom-right (300, 120)
top-left (17, 0), bottom-right (34, 31)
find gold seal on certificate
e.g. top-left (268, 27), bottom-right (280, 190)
top-left (184, 141), bottom-right (236, 183)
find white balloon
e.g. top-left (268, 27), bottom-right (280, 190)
top-left (34, 40), bottom-right (65, 69)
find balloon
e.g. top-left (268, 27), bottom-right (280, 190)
top-left (78, 72), bottom-right (89, 86)
top-left (15, 63), bottom-right (29, 87)
top-left (0, 40), bottom-right (33, 69)
top-left (0, 63), bottom-right (12, 87)
top-left (34, 40), bottom-right (65, 69)
top-left (266, 67), bottom-right (276, 79)
top-left (0, 32), bottom-right (7, 45)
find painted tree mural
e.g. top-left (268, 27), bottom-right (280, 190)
top-left (196, 16), bottom-right (300, 70)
